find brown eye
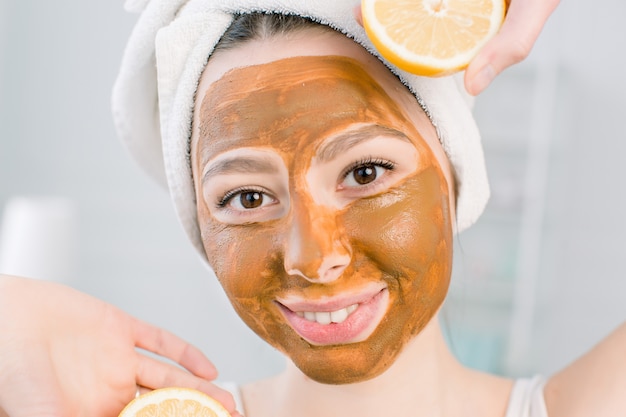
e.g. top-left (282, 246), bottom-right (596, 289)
top-left (218, 187), bottom-right (277, 212)
top-left (240, 191), bottom-right (263, 209)
top-left (341, 158), bottom-right (395, 189)
top-left (353, 165), bottom-right (378, 185)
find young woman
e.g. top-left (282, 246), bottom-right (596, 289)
top-left (142, 7), bottom-right (622, 416)
top-left (186, 13), bottom-right (503, 415)
top-left (6, 1), bottom-right (624, 417)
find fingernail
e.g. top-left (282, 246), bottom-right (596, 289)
top-left (472, 64), bottom-right (496, 95)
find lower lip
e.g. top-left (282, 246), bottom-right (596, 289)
top-left (278, 289), bottom-right (389, 346)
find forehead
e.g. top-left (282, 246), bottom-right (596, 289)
top-left (196, 56), bottom-right (420, 161)
top-left (189, 29), bottom-right (452, 185)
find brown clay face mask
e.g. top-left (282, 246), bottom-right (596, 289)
top-left (193, 56), bottom-right (452, 384)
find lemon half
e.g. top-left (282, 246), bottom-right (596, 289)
top-left (118, 387), bottom-right (231, 417)
top-left (362, 0), bottom-right (506, 76)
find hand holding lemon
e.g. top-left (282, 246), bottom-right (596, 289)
top-left (360, 0), bottom-right (560, 94)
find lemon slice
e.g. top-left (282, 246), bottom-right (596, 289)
top-left (118, 387), bottom-right (231, 417)
top-left (362, 0), bottom-right (506, 76)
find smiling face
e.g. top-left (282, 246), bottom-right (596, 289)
top-left (191, 30), bottom-right (454, 384)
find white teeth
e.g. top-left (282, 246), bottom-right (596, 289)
top-left (330, 308), bottom-right (348, 323)
top-left (297, 304), bottom-right (358, 325)
top-left (316, 312), bottom-right (331, 325)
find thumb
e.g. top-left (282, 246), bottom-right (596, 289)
top-left (465, 0), bottom-right (559, 95)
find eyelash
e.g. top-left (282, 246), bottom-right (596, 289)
top-left (340, 157), bottom-right (396, 181)
top-left (214, 157), bottom-right (396, 211)
top-left (216, 186), bottom-right (269, 209)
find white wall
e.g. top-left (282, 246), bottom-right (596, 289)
top-left (0, 0), bottom-right (624, 384)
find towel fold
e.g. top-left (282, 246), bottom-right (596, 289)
top-left (112, 0), bottom-right (490, 264)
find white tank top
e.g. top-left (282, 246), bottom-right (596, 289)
top-left (504, 376), bottom-right (549, 417)
top-left (220, 375), bottom-right (548, 417)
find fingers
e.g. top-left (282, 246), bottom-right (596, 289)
top-left (134, 355), bottom-right (238, 415)
top-left (465, 0), bottom-right (560, 95)
top-left (132, 318), bottom-right (218, 380)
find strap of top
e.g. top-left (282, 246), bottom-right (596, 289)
top-left (215, 381), bottom-right (246, 415)
top-left (504, 376), bottom-right (549, 417)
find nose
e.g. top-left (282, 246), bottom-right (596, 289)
top-left (283, 203), bottom-right (351, 284)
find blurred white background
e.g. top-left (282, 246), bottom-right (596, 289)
top-left (0, 1), bottom-right (624, 384)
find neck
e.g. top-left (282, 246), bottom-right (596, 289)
top-left (242, 317), bottom-right (512, 417)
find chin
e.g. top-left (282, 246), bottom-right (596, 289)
top-left (279, 320), bottom-right (417, 385)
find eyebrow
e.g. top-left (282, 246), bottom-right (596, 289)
top-left (316, 124), bottom-right (412, 164)
top-left (203, 156), bottom-right (277, 183)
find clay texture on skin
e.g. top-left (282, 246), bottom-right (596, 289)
top-left (193, 56), bottom-right (453, 384)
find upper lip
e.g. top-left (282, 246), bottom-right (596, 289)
top-left (275, 283), bottom-right (387, 312)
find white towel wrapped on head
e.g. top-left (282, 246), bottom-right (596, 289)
top-left (112, 0), bottom-right (490, 263)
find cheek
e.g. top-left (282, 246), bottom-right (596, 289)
top-left (341, 166), bottom-right (452, 280)
top-left (201, 219), bottom-right (284, 299)
top-left (200, 217), bottom-right (295, 349)
top-left (341, 165), bottom-right (452, 344)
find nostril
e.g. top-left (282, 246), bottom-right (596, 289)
top-left (318, 257), bottom-right (350, 283)
top-left (286, 257), bottom-right (350, 283)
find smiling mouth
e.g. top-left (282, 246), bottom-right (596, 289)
top-left (276, 288), bottom-right (389, 345)
top-left (294, 304), bottom-right (359, 325)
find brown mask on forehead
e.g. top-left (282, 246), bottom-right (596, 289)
top-left (197, 56), bottom-right (413, 160)
top-left (194, 55), bottom-right (452, 384)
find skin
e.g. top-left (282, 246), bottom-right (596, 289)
top-left (544, 323), bottom-right (626, 417)
top-left (0, 275), bottom-right (241, 417)
top-left (191, 32), bottom-right (454, 384)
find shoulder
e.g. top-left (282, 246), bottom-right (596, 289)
top-left (544, 322), bottom-right (626, 417)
